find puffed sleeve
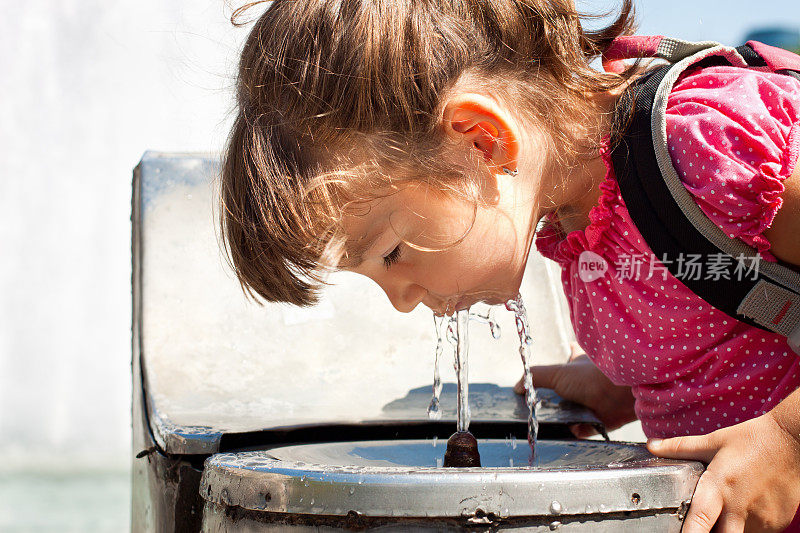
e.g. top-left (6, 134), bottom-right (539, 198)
top-left (665, 65), bottom-right (800, 261)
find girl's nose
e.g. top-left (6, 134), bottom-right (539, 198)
top-left (377, 279), bottom-right (427, 313)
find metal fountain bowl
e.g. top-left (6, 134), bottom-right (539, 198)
top-left (201, 439), bottom-right (702, 532)
top-left (203, 440), bottom-right (701, 517)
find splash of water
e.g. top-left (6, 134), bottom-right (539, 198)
top-left (427, 315), bottom-right (445, 420)
top-left (505, 293), bottom-right (539, 456)
top-left (468, 306), bottom-right (501, 339)
top-left (445, 317), bottom-right (458, 345)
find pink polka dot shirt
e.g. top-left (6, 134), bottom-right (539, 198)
top-left (536, 66), bottom-right (800, 439)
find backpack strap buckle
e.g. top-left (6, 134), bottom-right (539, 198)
top-left (738, 280), bottom-right (800, 354)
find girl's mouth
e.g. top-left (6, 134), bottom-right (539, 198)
top-left (453, 299), bottom-right (471, 312)
top-left (428, 298), bottom-right (459, 317)
top-left (429, 291), bottom-right (512, 316)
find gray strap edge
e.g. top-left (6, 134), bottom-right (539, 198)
top-left (791, 321), bottom-right (800, 355)
top-left (649, 41), bottom-right (800, 341)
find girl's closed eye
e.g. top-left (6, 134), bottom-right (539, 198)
top-left (383, 245), bottom-right (402, 269)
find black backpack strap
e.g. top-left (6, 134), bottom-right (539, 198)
top-left (611, 41), bottom-right (800, 353)
top-left (611, 66), bottom-right (768, 329)
top-left (738, 41), bottom-right (800, 82)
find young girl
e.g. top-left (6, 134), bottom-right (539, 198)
top-left (220, 1), bottom-right (800, 531)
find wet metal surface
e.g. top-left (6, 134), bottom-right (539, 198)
top-left (201, 501), bottom-right (688, 532)
top-left (383, 384), bottom-right (603, 429)
top-left (261, 439), bottom-right (648, 469)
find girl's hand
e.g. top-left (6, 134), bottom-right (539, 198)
top-left (514, 342), bottom-right (638, 437)
top-left (647, 413), bottom-right (800, 532)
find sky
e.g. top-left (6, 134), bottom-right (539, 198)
top-left (608, 0), bottom-right (799, 46)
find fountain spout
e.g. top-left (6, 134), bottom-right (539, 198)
top-left (442, 431), bottom-right (481, 467)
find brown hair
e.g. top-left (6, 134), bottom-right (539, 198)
top-left (220, 0), bottom-right (639, 306)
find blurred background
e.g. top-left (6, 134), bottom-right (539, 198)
top-left (0, 1), bottom-right (797, 531)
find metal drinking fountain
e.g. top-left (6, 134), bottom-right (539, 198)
top-left (131, 152), bottom-right (702, 532)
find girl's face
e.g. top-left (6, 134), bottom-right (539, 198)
top-left (335, 89), bottom-right (606, 314)
top-left (339, 178), bottom-right (538, 315)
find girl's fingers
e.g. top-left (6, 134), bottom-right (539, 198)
top-left (646, 434), bottom-right (718, 463)
top-left (714, 514), bottom-right (745, 533)
top-left (681, 474), bottom-right (725, 533)
top-left (513, 375), bottom-right (524, 394)
top-left (515, 364), bottom-right (564, 393)
top-left (567, 341), bottom-right (586, 361)
top-left (569, 423), bottom-right (598, 439)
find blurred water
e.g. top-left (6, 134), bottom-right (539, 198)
top-left (0, 469), bottom-right (129, 533)
top-left (0, 0), bottom-right (246, 464)
top-left (0, 2), bottom-right (247, 529)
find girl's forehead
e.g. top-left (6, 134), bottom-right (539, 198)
top-left (340, 183), bottom-right (436, 231)
top-left (341, 194), bottom-right (394, 234)
top-left (337, 186), bottom-right (428, 265)
top-left (338, 195), bottom-right (395, 264)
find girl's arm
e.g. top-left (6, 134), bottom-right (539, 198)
top-left (649, 387), bottom-right (800, 533)
top-left (763, 161), bottom-right (800, 266)
top-left (649, 167), bottom-right (800, 532)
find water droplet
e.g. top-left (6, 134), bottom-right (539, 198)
top-left (489, 318), bottom-right (501, 339)
top-left (549, 501), bottom-right (563, 515)
top-left (427, 398), bottom-right (441, 420)
top-left (469, 306), bottom-right (502, 339)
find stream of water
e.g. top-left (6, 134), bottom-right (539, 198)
top-left (454, 309), bottom-right (470, 433)
top-left (505, 293), bottom-right (539, 453)
top-left (426, 315), bottom-right (445, 420)
top-left (428, 295), bottom-right (539, 456)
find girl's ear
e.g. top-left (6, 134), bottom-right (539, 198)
top-left (441, 93), bottom-right (520, 174)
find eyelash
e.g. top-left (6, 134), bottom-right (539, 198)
top-left (383, 245), bottom-right (402, 269)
